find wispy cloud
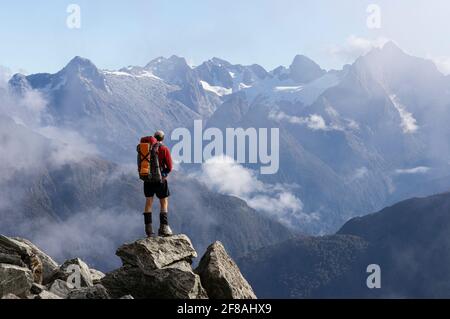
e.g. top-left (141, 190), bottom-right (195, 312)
top-left (0, 66), bottom-right (12, 88)
top-left (389, 94), bottom-right (419, 134)
top-left (269, 110), bottom-right (358, 132)
top-left (353, 167), bottom-right (369, 180)
top-left (429, 55), bottom-right (450, 75)
top-left (192, 155), bottom-right (319, 227)
top-left (330, 35), bottom-right (391, 63)
top-left (395, 166), bottom-right (430, 175)
top-left (269, 110), bottom-right (330, 131)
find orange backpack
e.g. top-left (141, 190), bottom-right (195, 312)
top-left (137, 141), bottom-right (162, 183)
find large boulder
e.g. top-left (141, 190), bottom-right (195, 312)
top-left (89, 268), bottom-right (105, 284)
top-left (0, 235), bottom-right (43, 284)
top-left (1, 293), bottom-right (21, 299)
top-left (67, 284), bottom-right (110, 299)
top-left (196, 241), bottom-right (256, 299)
top-left (50, 258), bottom-right (93, 288)
top-left (0, 264), bottom-right (33, 298)
top-left (35, 290), bottom-right (62, 300)
top-left (103, 261), bottom-right (207, 299)
top-left (102, 235), bottom-right (207, 299)
top-left (12, 237), bottom-right (59, 284)
top-left (116, 234), bottom-right (197, 271)
top-left (48, 279), bottom-right (72, 298)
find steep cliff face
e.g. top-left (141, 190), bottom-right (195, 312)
top-left (0, 234), bottom-right (255, 299)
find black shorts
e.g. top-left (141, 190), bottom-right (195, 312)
top-left (144, 180), bottom-right (170, 199)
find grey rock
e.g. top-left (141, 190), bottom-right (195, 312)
top-left (1, 293), bottom-right (21, 299)
top-left (0, 235), bottom-right (43, 284)
top-left (102, 262), bottom-right (207, 299)
top-left (48, 279), bottom-right (72, 298)
top-left (102, 235), bottom-right (207, 299)
top-left (196, 241), bottom-right (256, 299)
top-left (89, 268), bottom-right (105, 284)
top-left (119, 295), bottom-right (134, 299)
top-left (30, 283), bottom-right (46, 295)
top-left (116, 234), bottom-right (197, 272)
top-left (51, 258), bottom-right (93, 288)
top-left (67, 284), bottom-right (110, 299)
top-left (0, 264), bottom-right (33, 298)
top-left (0, 252), bottom-right (27, 268)
top-left (13, 237), bottom-right (59, 284)
top-left (35, 290), bottom-right (62, 299)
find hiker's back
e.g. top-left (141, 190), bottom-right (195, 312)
top-left (137, 136), bottom-right (162, 183)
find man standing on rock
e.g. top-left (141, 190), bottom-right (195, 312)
top-left (139, 130), bottom-right (174, 237)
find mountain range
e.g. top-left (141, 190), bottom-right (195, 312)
top-left (2, 41), bottom-right (450, 272)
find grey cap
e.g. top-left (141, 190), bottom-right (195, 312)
top-left (154, 130), bottom-right (165, 140)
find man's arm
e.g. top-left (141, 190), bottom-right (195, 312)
top-left (161, 146), bottom-right (173, 176)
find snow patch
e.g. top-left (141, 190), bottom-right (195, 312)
top-left (199, 80), bottom-right (232, 96)
top-left (274, 85), bottom-right (304, 93)
top-left (239, 82), bottom-right (252, 90)
top-left (103, 70), bottom-right (162, 81)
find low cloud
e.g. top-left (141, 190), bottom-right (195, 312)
top-left (192, 156), bottom-right (319, 227)
top-left (353, 167), bottom-right (369, 180)
top-left (0, 66), bottom-right (12, 88)
top-left (395, 167), bottom-right (431, 175)
top-left (430, 55), bottom-right (450, 75)
top-left (330, 35), bottom-right (391, 63)
top-left (28, 208), bottom-right (140, 270)
top-left (389, 95), bottom-right (419, 134)
top-left (269, 110), bottom-right (355, 132)
top-left (269, 110), bottom-right (329, 131)
top-left (38, 126), bottom-right (99, 167)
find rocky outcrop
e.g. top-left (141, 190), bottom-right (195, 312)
top-left (196, 241), bottom-right (257, 299)
top-left (102, 235), bottom-right (207, 299)
top-left (0, 235), bottom-right (43, 284)
top-left (0, 264), bottom-right (33, 297)
top-left (50, 258), bottom-right (94, 288)
top-left (1, 293), bottom-right (21, 299)
top-left (12, 237), bottom-right (58, 284)
top-left (35, 290), bottom-right (62, 300)
top-left (48, 279), bottom-right (72, 298)
top-left (89, 268), bottom-right (105, 284)
top-left (0, 234), bottom-right (255, 299)
top-left (67, 284), bottom-right (110, 299)
top-left (116, 235), bottom-right (197, 271)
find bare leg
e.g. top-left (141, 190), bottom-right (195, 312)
top-left (159, 197), bottom-right (169, 213)
top-left (145, 197), bottom-right (154, 213)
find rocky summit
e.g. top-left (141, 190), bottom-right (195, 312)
top-left (0, 234), bottom-right (256, 299)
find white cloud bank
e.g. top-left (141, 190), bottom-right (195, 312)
top-left (192, 156), bottom-right (319, 227)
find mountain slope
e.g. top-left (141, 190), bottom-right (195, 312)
top-left (238, 192), bottom-right (450, 298)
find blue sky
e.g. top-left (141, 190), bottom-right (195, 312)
top-left (1, 0), bottom-right (450, 74)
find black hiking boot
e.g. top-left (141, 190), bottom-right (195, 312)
top-left (159, 212), bottom-right (173, 237)
top-left (143, 212), bottom-right (154, 237)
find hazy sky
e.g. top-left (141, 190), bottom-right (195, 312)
top-left (1, 0), bottom-right (450, 74)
